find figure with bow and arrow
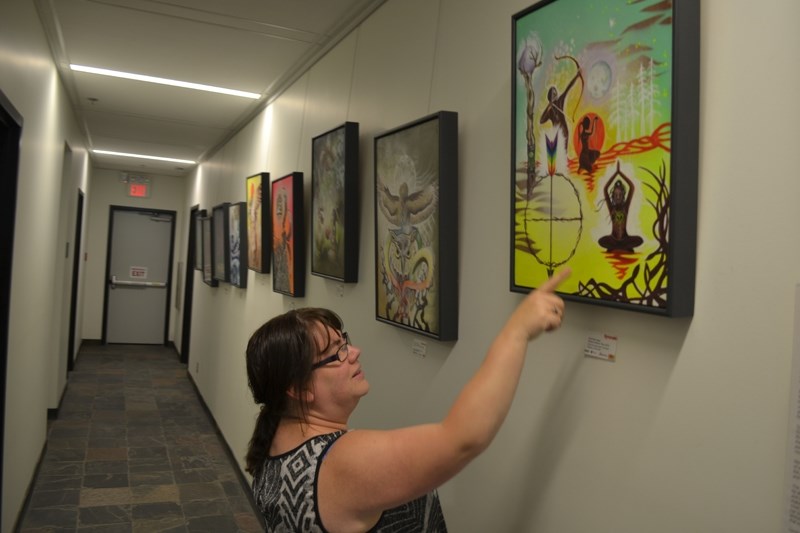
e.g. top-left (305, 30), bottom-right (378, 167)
top-left (539, 54), bottom-right (584, 157)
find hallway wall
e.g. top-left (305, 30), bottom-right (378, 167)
top-left (179, 0), bottom-right (800, 531)
top-left (0, 0), bottom-right (91, 530)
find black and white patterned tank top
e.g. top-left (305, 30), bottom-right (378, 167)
top-left (252, 431), bottom-right (448, 532)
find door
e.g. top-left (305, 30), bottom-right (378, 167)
top-left (67, 190), bottom-right (84, 370)
top-left (0, 88), bottom-right (22, 511)
top-left (103, 207), bottom-right (175, 344)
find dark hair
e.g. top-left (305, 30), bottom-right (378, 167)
top-left (244, 307), bottom-right (343, 475)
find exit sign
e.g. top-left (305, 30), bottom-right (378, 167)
top-left (125, 175), bottom-right (151, 198)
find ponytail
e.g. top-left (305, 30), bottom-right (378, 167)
top-left (245, 406), bottom-right (280, 475)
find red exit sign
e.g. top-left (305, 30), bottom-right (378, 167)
top-left (127, 181), bottom-right (150, 198)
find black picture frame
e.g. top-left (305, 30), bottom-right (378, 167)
top-left (212, 202), bottom-right (230, 283)
top-left (193, 208), bottom-right (206, 271)
top-left (510, 0), bottom-right (699, 317)
top-left (246, 172), bottom-right (270, 273)
top-left (228, 201), bottom-right (248, 288)
top-left (311, 122), bottom-right (359, 282)
top-left (374, 111), bottom-right (459, 341)
top-left (201, 216), bottom-right (217, 287)
top-left (271, 172), bottom-right (305, 297)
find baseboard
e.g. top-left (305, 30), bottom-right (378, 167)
top-left (47, 381), bottom-right (69, 420)
top-left (186, 372), bottom-right (264, 528)
top-left (12, 438), bottom-right (48, 532)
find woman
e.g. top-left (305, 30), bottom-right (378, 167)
top-left (245, 269), bottom-right (570, 532)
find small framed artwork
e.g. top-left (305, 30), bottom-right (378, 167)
top-left (374, 111), bottom-right (458, 341)
top-left (271, 172), bottom-right (305, 297)
top-left (311, 122), bottom-right (359, 282)
top-left (228, 201), bottom-right (248, 288)
top-left (201, 216), bottom-right (217, 287)
top-left (246, 172), bottom-right (270, 273)
top-left (511, 0), bottom-right (699, 316)
top-left (212, 202), bottom-right (230, 283)
top-left (193, 208), bottom-right (206, 271)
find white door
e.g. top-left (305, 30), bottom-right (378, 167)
top-left (105, 208), bottom-right (174, 344)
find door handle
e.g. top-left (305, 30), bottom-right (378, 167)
top-left (109, 275), bottom-right (166, 289)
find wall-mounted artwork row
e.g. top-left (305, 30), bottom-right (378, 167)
top-left (212, 202), bottom-right (230, 284)
top-left (246, 172), bottom-right (270, 273)
top-left (374, 111), bottom-right (458, 341)
top-left (193, 208), bottom-right (206, 272)
top-left (272, 172), bottom-right (305, 298)
top-left (311, 122), bottom-right (359, 283)
top-left (511, 0), bottom-right (699, 317)
top-left (200, 215), bottom-right (217, 288)
top-left (228, 201), bottom-right (247, 288)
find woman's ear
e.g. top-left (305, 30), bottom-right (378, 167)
top-left (287, 386), bottom-right (314, 403)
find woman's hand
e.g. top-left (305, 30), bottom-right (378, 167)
top-left (505, 268), bottom-right (571, 342)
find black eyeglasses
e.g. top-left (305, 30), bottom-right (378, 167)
top-left (311, 332), bottom-right (350, 370)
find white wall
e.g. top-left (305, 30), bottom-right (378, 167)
top-left (0, 0), bottom-right (91, 529)
top-left (177, 0), bottom-right (800, 531)
top-left (82, 168), bottom-right (187, 343)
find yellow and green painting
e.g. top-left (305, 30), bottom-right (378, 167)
top-left (512, 0), bottom-right (681, 311)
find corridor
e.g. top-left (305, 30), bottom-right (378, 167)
top-left (15, 343), bottom-right (264, 532)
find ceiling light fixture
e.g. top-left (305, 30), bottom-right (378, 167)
top-left (93, 149), bottom-right (196, 165)
top-left (71, 64), bottom-right (261, 99)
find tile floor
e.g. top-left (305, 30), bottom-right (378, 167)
top-left (15, 343), bottom-right (265, 532)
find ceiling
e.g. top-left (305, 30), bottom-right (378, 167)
top-left (34, 0), bottom-right (386, 177)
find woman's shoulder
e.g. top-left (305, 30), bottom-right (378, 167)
top-left (269, 429), bottom-right (346, 459)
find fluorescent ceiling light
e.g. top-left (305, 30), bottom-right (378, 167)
top-left (71, 64), bottom-right (261, 99)
top-left (93, 149), bottom-right (196, 165)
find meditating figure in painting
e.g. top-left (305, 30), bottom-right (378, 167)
top-left (598, 162), bottom-right (643, 252)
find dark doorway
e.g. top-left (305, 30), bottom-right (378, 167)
top-left (0, 90), bottom-right (23, 508)
top-left (180, 205), bottom-right (199, 364)
top-left (67, 190), bottom-right (84, 371)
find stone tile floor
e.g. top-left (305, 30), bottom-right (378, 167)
top-left (16, 343), bottom-right (265, 532)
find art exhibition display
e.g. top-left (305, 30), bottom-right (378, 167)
top-left (271, 172), bottom-right (305, 297)
top-left (511, 0), bottom-right (699, 316)
top-left (246, 172), bottom-right (270, 273)
top-left (201, 215), bottom-right (217, 287)
top-left (374, 111), bottom-right (458, 341)
top-left (228, 201), bottom-right (248, 288)
top-left (212, 202), bottom-right (230, 283)
top-left (311, 122), bottom-right (359, 282)
top-left (193, 208), bottom-right (206, 271)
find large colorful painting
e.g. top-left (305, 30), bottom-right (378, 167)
top-left (374, 111), bottom-right (458, 341)
top-left (511, 0), bottom-right (699, 316)
top-left (246, 172), bottom-right (270, 273)
top-left (272, 172), bottom-right (305, 297)
top-left (311, 122), bottom-right (359, 282)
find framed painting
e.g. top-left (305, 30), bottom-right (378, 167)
top-left (311, 122), bottom-right (359, 282)
top-left (212, 202), bottom-right (230, 283)
top-left (374, 111), bottom-right (458, 341)
top-left (511, 0), bottom-right (699, 316)
top-left (228, 201), bottom-right (248, 288)
top-left (200, 216), bottom-right (217, 287)
top-left (271, 172), bottom-right (305, 297)
top-left (193, 208), bottom-right (206, 271)
top-left (246, 172), bottom-right (270, 273)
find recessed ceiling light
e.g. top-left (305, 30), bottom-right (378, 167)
top-left (93, 149), bottom-right (196, 165)
top-left (71, 64), bottom-right (261, 99)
